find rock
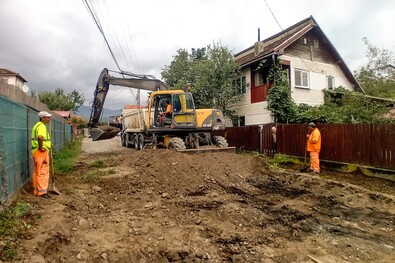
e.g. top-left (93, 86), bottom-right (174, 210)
top-left (194, 218), bottom-right (202, 225)
top-left (78, 218), bottom-right (88, 227)
top-left (27, 254), bottom-right (46, 263)
top-left (92, 186), bottom-right (102, 192)
top-left (77, 249), bottom-right (90, 260)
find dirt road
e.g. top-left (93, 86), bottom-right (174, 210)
top-left (10, 137), bottom-right (395, 262)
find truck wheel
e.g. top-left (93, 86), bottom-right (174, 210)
top-left (134, 134), bottom-right (139, 150)
top-left (167, 137), bottom-right (186, 151)
top-left (121, 133), bottom-right (126, 147)
top-left (212, 136), bottom-right (228, 147)
top-left (138, 134), bottom-right (145, 150)
top-left (126, 134), bottom-right (133, 148)
top-left (121, 133), bottom-right (128, 147)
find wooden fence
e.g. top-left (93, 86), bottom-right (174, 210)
top-left (224, 123), bottom-right (395, 170)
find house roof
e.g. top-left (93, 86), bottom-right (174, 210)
top-left (235, 16), bottom-right (363, 93)
top-left (0, 68), bottom-right (27, 82)
top-left (51, 111), bottom-right (72, 118)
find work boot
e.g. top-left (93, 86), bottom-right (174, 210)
top-left (41, 194), bottom-right (51, 199)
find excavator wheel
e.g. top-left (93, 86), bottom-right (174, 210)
top-left (212, 136), bottom-right (229, 147)
top-left (167, 137), bottom-right (186, 151)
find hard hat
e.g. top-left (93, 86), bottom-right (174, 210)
top-left (308, 122), bottom-right (315, 127)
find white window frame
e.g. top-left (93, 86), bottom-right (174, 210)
top-left (254, 71), bottom-right (264, 86)
top-left (294, 69), bottom-right (309, 89)
top-left (327, 76), bottom-right (335, 90)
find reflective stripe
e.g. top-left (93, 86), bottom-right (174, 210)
top-left (31, 122), bottom-right (51, 153)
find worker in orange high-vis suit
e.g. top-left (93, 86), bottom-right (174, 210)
top-left (306, 122), bottom-right (321, 175)
top-left (31, 111), bottom-right (52, 199)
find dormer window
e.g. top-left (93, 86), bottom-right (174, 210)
top-left (313, 40), bottom-right (319, 48)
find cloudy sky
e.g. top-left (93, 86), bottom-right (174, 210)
top-left (1, 0), bottom-right (394, 110)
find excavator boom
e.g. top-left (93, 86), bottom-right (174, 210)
top-left (88, 68), bottom-right (168, 141)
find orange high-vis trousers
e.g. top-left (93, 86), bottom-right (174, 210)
top-left (33, 150), bottom-right (49, 196)
top-left (309, 151), bottom-right (320, 173)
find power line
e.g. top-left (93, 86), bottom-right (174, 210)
top-left (263, 0), bottom-right (283, 31)
top-left (82, 0), bottom-right (122, 71)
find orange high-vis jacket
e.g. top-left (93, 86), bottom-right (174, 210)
top-left (307, 128), bottom-right (321, 152)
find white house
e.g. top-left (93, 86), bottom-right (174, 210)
top-left (0, 68), bottom-right (28, 91)
top-left (232, 16), bottom-right (363, 126)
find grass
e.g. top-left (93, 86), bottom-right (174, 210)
top-left (53, 137), bottom-right (83, 174)
top-left (0, 202), bottom-right (33, 260)
top-left (0, 138), bottom-right (83, 260)
top-left (89, 160), bottom-right (105, 168)
top-left (76, 168), bottom-right (117, 182)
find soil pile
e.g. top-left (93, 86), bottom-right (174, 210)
top-left (9, 138), bottom-right (395, 263)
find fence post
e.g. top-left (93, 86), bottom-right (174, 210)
top-left (258, 125), bottom-right (263, 154)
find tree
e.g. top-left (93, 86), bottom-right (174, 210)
top-left (71, 116), bottom-right (88, 128)
top-left (161, 43), bottom-right (242, 119)
top-left (354, 38), bottom-right (395, 98)
top-left (38, 88), bottom-right (84, 112)
top-left (161, 49), bottom-right (194, 90)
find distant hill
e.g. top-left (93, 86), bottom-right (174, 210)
top-left (75, 105), bottom-right (122, 122)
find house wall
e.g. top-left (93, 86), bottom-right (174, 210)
top-left (282, 54), bottom-right (355, 105)
top-left (232, 68), bottom-right (273, 125)
top-left (0, 75), bottom-right (24, 89)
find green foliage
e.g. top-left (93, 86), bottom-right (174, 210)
top-left (161, 42), bottom-right (242, 119)
top-left (71, 116), bottom-right (88, 128)
top-left (89, 160), bottom-right (105, 168)
top-left (38, 88), bottom-right (85, 112)
top-left (54, 137), bottom-right (82, 173)
top-left (267, 62), bottom-right (296, 123)
top-left (161, 49), bottom-right (194, 90)
top-left (354, 38), bottom-right (395, 98)
top-left (267, 59), bottom-right (391, 124)
top-left (292, 88), bottom-right (390, 124)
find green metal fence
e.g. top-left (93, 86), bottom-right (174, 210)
top-left (0, 96), bottom-right (72, 203)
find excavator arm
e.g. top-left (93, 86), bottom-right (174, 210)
top-left (88, 68), bottom-right (168, 141)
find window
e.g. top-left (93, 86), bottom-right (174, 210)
top-left (303, 38), bottom-right (308, 45)
top-left (239, 116), bottom-right (245, 127)
top-left (294, 69), bottom-right (309, 88)
top-left (327, 76), bottom-right (335, 90)
top-left (254, 72), bottom-right (264, 86)
top-left (240, 76), bottom-right (246, 93)
top-left (233, 76), bottom-right (247, 94)
top-left (313, 40), bottom-right (319, 48)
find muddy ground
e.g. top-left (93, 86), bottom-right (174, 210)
top-left (9, 137), bottom-right (395, 262)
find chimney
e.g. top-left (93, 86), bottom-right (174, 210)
top-left (258, 28), bottom-right (260, 42)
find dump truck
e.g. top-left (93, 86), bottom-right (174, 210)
top-left (88, 68), bottom-right (235, 152)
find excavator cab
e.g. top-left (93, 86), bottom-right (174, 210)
top-left (149, 91), bottom-right (196, 129)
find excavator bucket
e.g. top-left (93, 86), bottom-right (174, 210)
top-left (179, 146), bottom-right (236, 154)
top-left (90, 126), bottom-right (120, 141)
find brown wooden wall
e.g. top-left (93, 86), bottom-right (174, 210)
top-left (225, 123), bottom-right (395, 170)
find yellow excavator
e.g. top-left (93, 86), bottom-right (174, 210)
top-left (88, 68), bottom-right (235, 152)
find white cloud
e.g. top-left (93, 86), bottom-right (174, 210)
top-left (1, 0), bottom-right (394, 110)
